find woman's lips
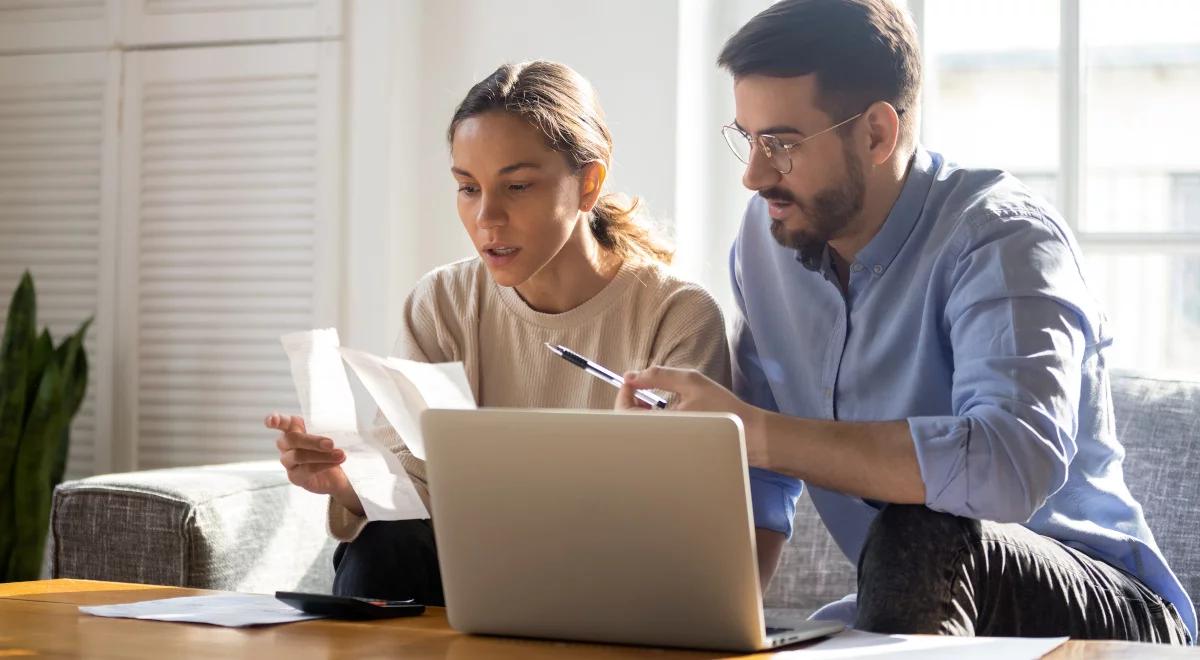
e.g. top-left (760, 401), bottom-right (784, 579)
top-left (482, 246), bottom-right (521, 267)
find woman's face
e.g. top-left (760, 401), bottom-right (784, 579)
top-left (450, 111), bottom-right (594, 288)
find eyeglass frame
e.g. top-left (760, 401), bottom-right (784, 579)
top-left (721, 106), bottom-right (905, 175)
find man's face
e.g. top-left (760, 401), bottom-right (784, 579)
top-left (732, 74), bottom-right (865, 251)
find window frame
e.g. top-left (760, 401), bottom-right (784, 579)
top-left (908, 0), bottom-right (1200, 257)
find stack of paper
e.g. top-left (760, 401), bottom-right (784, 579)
top-left (280, 329), bottom-right (475, 522)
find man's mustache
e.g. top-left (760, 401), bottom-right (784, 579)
top-left (759, 187), bottom-right (796, 205)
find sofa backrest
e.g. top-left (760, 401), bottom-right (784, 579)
top-left (764, 371), bottom-right (1200, 617)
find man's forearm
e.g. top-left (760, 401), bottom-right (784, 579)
top-left (752, 411), bottom-right (926, 505)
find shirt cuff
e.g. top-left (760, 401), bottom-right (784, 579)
top-left (907, 415), bottom-right (970, 513)
top-left (749, 467), bottom-right (803, 539)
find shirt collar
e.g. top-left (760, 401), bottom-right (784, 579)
top-left (794, 146), bottom-right (940, 275)
top-left (852, 147), bottom-right (940, 276)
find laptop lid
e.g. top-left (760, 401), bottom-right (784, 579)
top-left (421, 408), bottom-right (772, 651)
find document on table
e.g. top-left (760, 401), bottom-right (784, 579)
top-left (280, 329), bottom-right (429, 521)
top-left (780, 629), bottom-right (1068, 658)
top-left (80, 594), bottom-right (321, 627)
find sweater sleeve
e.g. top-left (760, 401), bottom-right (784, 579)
top-left (327, 275), bottom-right (452, 542)
top-left (647, 285), bottom-right (732, 390)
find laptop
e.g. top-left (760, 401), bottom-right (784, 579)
top-left (420, 408), bottom-right (845, 652)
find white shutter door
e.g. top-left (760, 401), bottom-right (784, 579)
top-left (0, 0), bottom-right (116, 54)
top-left (121, 0), bottom-right (340, 46)
top-left (118, 43), bottom-right (340, 469)
top-left (0, 52), bottom-right (119, 478)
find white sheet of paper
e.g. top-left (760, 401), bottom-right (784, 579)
top-left (280, 328), bottom-right (356, 433)
top-left (80, 594), bottom-right (321, 627)
top-left (780, 629), bottom-right (1067, 658)
top-left (280, 329), bottom-right (428, 521)
top-left (338, 348), bottom-right (475, 461)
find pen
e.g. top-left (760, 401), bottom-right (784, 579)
top-left (544, 343), bottom-right (669, 410)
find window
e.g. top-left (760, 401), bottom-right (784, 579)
top-left (916, 0), bottom-right (1200, 374)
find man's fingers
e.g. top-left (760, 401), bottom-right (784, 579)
top-left (615, 383), bottom-right (645, 410)
top-left (623, 366), bottom-right (697, 394)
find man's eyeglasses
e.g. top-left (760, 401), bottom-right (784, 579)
top-left (721, 109), bottom-right (902, 175)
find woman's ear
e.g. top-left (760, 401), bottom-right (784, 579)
top-left (578, 161), bottom-right (607, 212)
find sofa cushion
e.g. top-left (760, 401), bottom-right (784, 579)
top-left (1110, 371), bottom-right (1200, 615)
top-left (764, 371), bottom-right (1200, 617)
top-left (51, 461), bottom-right (335, 593)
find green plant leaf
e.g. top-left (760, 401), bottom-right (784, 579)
top-left (6, 357), bottom-right (70, 581)
top-left (21, 330), bottom-right (53, 439)
top-left (50, 324), bottom-right (89, 490)
top-left (0, 271), bottom-right (36, 579)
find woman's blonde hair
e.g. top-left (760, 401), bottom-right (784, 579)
top-left (448, 60), bottom-right (673, 265)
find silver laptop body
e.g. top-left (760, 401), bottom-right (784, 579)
top-left (420, 408), bottom-right (844, 652)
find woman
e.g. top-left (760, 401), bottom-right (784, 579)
top-left (266, 60), bottom-right (730, 604)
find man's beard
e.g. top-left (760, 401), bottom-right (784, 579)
top-left (762, 144), bottom-right (866, 252)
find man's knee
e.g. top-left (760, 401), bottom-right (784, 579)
top-left (861, 504), bottom-right (976, 564)
top-left (856, 505), bottom-right (981, 634)
top-left (858, 506), bottom-right (978, 596)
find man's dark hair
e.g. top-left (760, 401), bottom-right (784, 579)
top-left (718, 0), bottom-right (921, 140)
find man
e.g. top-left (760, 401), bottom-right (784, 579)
top-left (618, 0), bottom-right (1193, 643)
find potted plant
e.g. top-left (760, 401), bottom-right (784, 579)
top-left (0, 271), bottom-right (92, 582)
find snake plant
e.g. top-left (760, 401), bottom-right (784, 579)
top-left (0, 271), bottom-right (91, 582)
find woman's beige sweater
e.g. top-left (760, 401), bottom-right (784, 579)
top-left (329, 257), bottom-right (732, 541)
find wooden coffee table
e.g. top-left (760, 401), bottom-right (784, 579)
top-left (0, 579), bottom-right (1193, 658)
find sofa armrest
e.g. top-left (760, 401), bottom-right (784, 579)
top-left (50, 461), bottom-right (336, 594)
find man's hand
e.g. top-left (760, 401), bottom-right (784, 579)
top-left (265, 413), bottom-right (364, 516)
top-left (616, 367), bottom-right (769, 468)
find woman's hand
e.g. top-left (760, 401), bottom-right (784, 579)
top-left (265, 413), bottom-right (363, 516)
top-left (615, 367), bottom-right (770, 468)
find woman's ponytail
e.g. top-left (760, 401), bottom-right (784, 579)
top-left (589, 193), bottom-right (673, 265)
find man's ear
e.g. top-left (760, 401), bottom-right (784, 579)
top-left (579, 160), bottom-right (607, 212)
top-left (864, 101), bottom-right (901, 166)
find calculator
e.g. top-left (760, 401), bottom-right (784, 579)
top-left (274, 591), bottom-right (426, 619)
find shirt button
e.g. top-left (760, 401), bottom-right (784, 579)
top-left (872, 265), bottom-right (884, 274)
top-left (850, 263), bottom-right (864, 273)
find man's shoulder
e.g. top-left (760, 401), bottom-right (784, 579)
top-left (927, 158), bottom-right (1072, 251)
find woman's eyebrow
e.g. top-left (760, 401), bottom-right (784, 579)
top-left (497, 162), bottom-right (542, 174)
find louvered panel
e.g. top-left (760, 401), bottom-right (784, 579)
top-left (122, 43), bottom-right (339, 470)
top-left (0, 0), bottom-right (112, 53)
top-left (144, 0), bottom-right (314, 14)
top-left (0, 53), bottom-right (117, 479)
top-left (122, 0), bottom-right (339, 46)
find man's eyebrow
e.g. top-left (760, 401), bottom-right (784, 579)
top-left (759, 124), bottom-right (805, 136)
top-left (733, 120), bottom-right (805, 137)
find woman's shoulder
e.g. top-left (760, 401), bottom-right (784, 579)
top-left (623, 261), bottom-right (726, 324)
top-left (627, 261), bottom-right (721, 304)
top-left (409, 257), bottom-right (490, 306)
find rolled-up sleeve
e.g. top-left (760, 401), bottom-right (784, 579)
top-left (911, 215), bottom-right (1090, 523)
top-left (731, 241), bottom-right (805, 538)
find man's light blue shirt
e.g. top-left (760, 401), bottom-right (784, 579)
top-left (732, 147), bottom-right (1195, 639)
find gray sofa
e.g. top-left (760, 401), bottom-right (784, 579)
top-left (50, 372), bottom-right (1199, 619)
